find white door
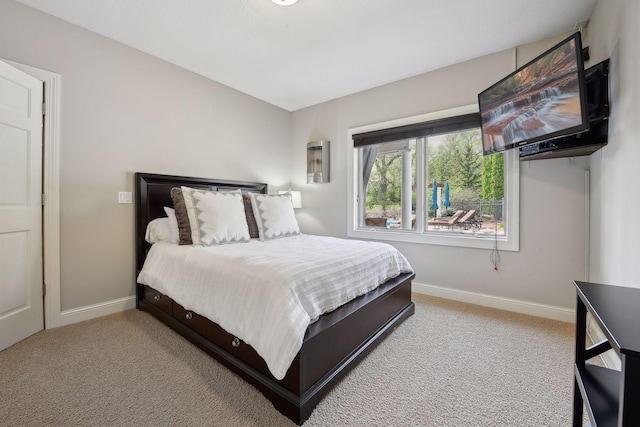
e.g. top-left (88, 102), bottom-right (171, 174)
top-left (0, 60), bottom-right (44, 350)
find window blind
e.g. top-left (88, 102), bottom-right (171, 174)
top-left (353, 113), bottom-right (481, 148)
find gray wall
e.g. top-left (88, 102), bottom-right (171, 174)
top-left (587, 0), bottom-right (640, 288)
top-left (291, 38), bottom-right (590, 310)
top-left (0, 0), bottom-right (291, 311)
top-left (3, 0), bottom-right (634, 315)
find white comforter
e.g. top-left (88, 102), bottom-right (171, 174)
top-left (136, 234), bottom-right (413, 380)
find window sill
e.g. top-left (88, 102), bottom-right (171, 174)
top-left (348, 227), bottom-right (518, 251)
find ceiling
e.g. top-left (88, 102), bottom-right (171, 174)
top-left (16, 0), bottom-right (597, 111)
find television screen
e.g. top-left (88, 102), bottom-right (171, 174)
top-left (479, 32), bottom-right (589, 155)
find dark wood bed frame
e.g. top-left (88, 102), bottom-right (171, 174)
top-left (134, 172), bottom-right (415, 425)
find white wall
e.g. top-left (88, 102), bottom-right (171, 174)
top-left (291, 39), bottom-right (591, 312)
top-left (586, 0), bottom-right (640, 288)
top-left (0, 0), bottom-right (291, 311)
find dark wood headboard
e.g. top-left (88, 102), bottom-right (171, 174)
top-left (134, 172), bottom-right (267, 273)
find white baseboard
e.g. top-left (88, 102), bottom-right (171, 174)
top-left (58, 295), bottom-right (136, 327)
top-left (56, 283), bottom-right (575, 327)
top-left (412, 282), bottom-right (575, 323)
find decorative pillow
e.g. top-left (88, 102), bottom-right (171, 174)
top-left (249, 192), bottom-right (300, 241)
top-left (170, 187), bottom-right (192, 245)
top-left (242, 193), bottom-right (260, 239)
top-left (163, 206), bottom-right (179, 240)
top-left (144, 217), bottom-right (178, 244)
top-left (180, 186), bottom-right (251, 246)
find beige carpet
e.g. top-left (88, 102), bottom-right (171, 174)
top-left (0, 294), bottom-right (579, 426)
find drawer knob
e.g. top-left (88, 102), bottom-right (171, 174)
top-left (153, 294), bottom-right (161, 301)
top-left (185, 312), bottom-right (193, 320)
top-left (232, 337), bottom-right (240, 348)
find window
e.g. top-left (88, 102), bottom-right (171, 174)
top-left (348, 105), bottom-right (519, 251)
top-left (360, 139), bottom-right (416, 230)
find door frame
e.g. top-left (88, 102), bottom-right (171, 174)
top-left (3, 59), bottom-right (62, 329)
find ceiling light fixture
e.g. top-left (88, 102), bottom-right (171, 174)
top-left (272, 0), bottom-right (298, 5)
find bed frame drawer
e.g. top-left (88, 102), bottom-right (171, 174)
top-left (172, 303), bottom-right (271, 374)
top-left (206, 321), bottom-right (271, 375)
top-left (173, 303), bottom-right (211, 337)
top-left (140, 286), bottom-right (172, 315)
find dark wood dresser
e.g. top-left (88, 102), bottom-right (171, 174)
top-left (573, 281), bottom-right (640, 427)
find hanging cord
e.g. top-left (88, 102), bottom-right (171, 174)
top-left (490, 220), bottom-right (501, 270)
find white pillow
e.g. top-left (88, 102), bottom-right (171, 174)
top-left (249, 192), bottom-right (300, 241)
top-left (163, 206), bottom-right (179, 239)
top-left (145, 217), bottom-right (178, 244)
top-left (180, 186), bottom-right (250, 246)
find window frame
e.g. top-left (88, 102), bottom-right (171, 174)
top-left (347, 104), bottom-right (520, 251)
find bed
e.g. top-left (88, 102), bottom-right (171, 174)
top-left (134, 172), bottom-right (415, 424)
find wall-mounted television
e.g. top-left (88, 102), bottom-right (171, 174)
top-left (479, 32), bottom-right (589, 156)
